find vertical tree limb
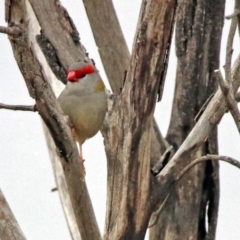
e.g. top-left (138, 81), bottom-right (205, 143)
top-left (82, 0), bottom-right (169, 169)
top-left (103, 0), bottom-right (177, 239)
top-left (150, 0), bottom-right (225, 238)
top-left (25, 3), bottom-right (81, 238)
top-left (6, 1), bottom-right (101, 239)
top-left (82, 0), bottom-right (130, 94)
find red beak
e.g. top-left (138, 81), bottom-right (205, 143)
top-left (67, 71), bottom-right (78, 81)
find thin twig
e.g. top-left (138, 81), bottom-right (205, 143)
top-left (0, 26), bottom-right (22, 36)
top-left (177, 155), bottom-right (240, 182)
top-left (0, 103), bottom-right (37, 112)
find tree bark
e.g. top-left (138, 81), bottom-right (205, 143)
top-left (6, 1), bottom-right (101, 239)
top-left (25, 2), bottom-right (81, 238)
top-left (150, 1), bottom-right (225, 239)
top-left (82, 0), bottom-right (130, 94)
top-left (3, 1), bottom-right (240, 240)
top-left (153, 55), bottom-right (240, 237)
top-left (103, 0), bottom-right (177, 239)
top-left (0, 189), bottom-right (26, 240)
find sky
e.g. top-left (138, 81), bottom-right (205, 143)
top-left (0, 1), bottom-right (240, 239)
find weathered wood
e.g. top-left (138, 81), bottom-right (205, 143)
top-left (42, 126), bottom-right (82, 240)
top-left (82, 0), bottom-right (169, 170)
top-left (25, 3), bottom-right (81, 238)
top-left (150, 1), bottom-right (225, 239)
top-left (0, 189), bottom-right (26, 240)
top-left (7, 1), bottom-right (101, 239)
top-left (82, 0), bottom-right (130, 94)
top-left (103, 0), bottom-right (177, 239)
top-left (28, 0), bottom-right (87, 76)
top-left (155, 55), bottom-right (240, 230)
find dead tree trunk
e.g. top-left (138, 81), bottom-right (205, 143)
top-left (150, 1), bottom-right (225, 239)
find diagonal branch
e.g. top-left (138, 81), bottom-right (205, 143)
top-left (0, 189), bottom-right (26, 240)
top-left (7, 2), bottom-right (101, 240)
top-left (225, 11), bottom-right (238, 87)
top-left (216, 12), bottom-right (240, 132)
top-left (0, 103), bottom-right (37, 112)
top-left (155, 55), bottom-right (240, 205)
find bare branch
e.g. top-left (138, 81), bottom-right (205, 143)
top-left (213, 13), bottom-right (240, 133)
top-left (0, 189), bottom-right (26, 240)
top-left (7, 2), bottom-right (101, 239)
top-left (82, 0), bottom-right (130, 93)
top-left (103, 0), bottom-right (177, 238)
top-left (177, 155), bottom-right (240, 182)
top-left (235, 91), bottom-right (240, 101)
top-left (155, 55), bottom-right (240, 207)
top-left (217, 10), bottom-right (240, 135)
top-left (28, 0), bottom-right (87, 71)
top-left (42, 126), bottom-right (82, 240)
top-left (0, 103), bottom-right (37, 112)
top-left (0, 25), bottom-right (22, 36)
top-left (235, 1), bottom-right (240, 35)
top-left (225, 14), bottom-right (237, 86)
top-left (215, 69), bottom-right (229, 95)
top-left (225, 9), bottom-right (240, 20)
top-left (194, 94), bottom-right (214, 122)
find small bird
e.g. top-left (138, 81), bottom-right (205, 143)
top-left (58, 61), bottom-right (108, 170)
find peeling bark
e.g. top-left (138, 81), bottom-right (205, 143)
top-left (82, 0), bottom-right (169, 174)
top-left (28, 0), bottom-right (87, 70)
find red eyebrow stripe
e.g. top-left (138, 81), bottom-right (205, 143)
top-left (74, 65), bottom-right (95, 78)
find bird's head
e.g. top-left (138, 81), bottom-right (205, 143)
top-left (67, 61), bottom-right (96, 82)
